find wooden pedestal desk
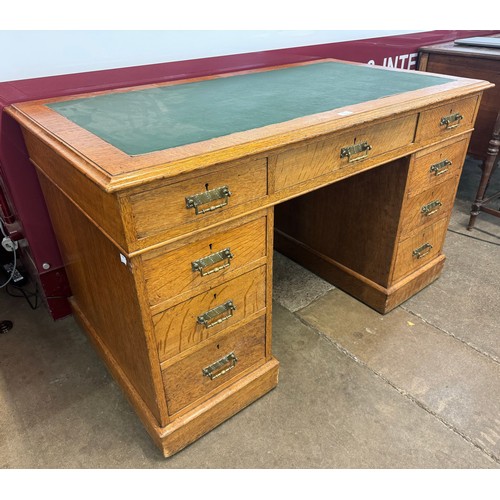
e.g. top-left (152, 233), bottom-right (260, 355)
top-left (6, 60), bottom-right (492, 457)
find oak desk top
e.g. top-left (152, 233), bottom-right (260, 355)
top-left (44, 61), bottom-right (452, 155)
top-left (6, 59), bottom-right (490, 192)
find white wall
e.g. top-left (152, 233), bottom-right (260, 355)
top-left (0, 30), bottom-right (420, 82)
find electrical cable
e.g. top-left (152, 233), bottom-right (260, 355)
top-left (0, 214), bottom-right (20, 288)
top-left (0, 214), bottom-right (8, 238)
top-left (0, 249), bottom-right (17, 288)
top-left (2, 215), bottom-right (64, 305)
top-left (6, 281), bottom-right (40, 310)
top-left (447, 227), bottom-right (500, 247)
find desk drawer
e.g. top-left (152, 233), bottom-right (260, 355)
top-left (393, 218), bottom-right (448, 282)
top-left (143, 215), bottom-right (267, 307)
top-left (416, 96), bottom-right (478, 143)
top-left (407, 136), bottom-right (469, 196)
top-left (162, 315), bottom-right (266, 415)
top-left (273, 114), bottom-right (417, 191)
top-left (399, 177), bottom-right (458, 239)
top-left (128, 158), bottom-right (267, 241)
top-left (153, 266), bottom-right (266, 361)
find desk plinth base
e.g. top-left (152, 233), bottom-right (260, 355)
top-left (70, 298), bottom-right (279, 458)
top-left (275, 231), bottom-right (446, 314)
top-left (156, 359), bottom-right (279, 457)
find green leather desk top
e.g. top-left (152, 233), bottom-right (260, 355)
top-left (47, 61), bottom-right (453, 156)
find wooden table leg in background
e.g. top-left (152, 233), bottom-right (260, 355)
top-left (467, 112), bottom-right (500, 230)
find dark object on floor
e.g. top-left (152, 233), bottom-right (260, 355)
top-left (0, 320), bottom-right (13, 334)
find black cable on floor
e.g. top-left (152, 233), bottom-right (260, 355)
top-left (447, 227), bottom-right (500, 247)
top-left (5, 281), bottom-right (40, 310)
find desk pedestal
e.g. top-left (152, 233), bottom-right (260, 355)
top-left (275, 143), bottom-right (466, 313)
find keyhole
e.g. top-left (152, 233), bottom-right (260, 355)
top-left (213, 293), bottom-right (217, 299)
top-left (209, 243), bottom-right (213, 251)
top-left (216, 344), bottom-right (220, 349)
top-left (353, 137), bottom-right (357, 144)
top-left (205, 183), bottom-right (209, 191)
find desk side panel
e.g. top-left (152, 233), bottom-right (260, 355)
top-left (36, 175), bottom-right (166, 424)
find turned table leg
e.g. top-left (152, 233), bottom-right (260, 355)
top-left (467, 112), bottom-right (500, 230)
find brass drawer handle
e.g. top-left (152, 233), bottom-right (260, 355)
top-left (421, 199), bottom-right (442, 216)
top-left (413, 243), bottom-right (433, 259)
top-left (185, 186), bottom-right (231, 215)
top-left (340, 141), bottom-right (372, 163)
top-left (430, 159), bottom-right (451, 176)
top-left (440, 113), bottom-right (463, 130)
top-left (192, 248), bottom-right (234, 276)
top-left (197, 300), bottom-right (236, 329)
top-left (202, 352), bottom-right (238, 380)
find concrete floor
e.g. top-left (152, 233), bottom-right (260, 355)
top-left (1, 157), bottom-right (499, 468)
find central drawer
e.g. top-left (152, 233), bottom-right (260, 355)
top-left (153, 266), bottom-right (267, 361)
top-left (272, 113), bottom-right (417, 191)
top-left (162, 315), bottom-right (267, 415)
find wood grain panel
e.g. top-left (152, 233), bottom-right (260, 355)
top-left (415, 95), bottom-right (478, 143)
top-left (162, 316), bottom-right (266, 415)
top-left (153, 266), bottom-right (266, 361)
top-left (37, 174), bottom-right (166, 424)
top-left (272, 114), bottom-right (417, 191)
top-left (392, 218), bottom-right (449, 282)
top-left (407, 135), bottom-right (470, 196)
top-left (399, 177), bottom-right (459, 239)
top-left (127, 158), bottom-right (267, 241)
top-left (142, 215), bottom-right (267, 307)
top-left (275, 157), bottom-right (409, 287)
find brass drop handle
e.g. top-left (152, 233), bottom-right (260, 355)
top-left (197, 300), bottom-right (236, 329)
top-left (186, 185), bottom-right (231, 215)
top-left (340, 141), bottom-right (372, 163)
top-left (413, 243), bottom-right (433, 259)
top-left (192, 248), bottom-right (234, 276)
top-left (440, 113), bottom-right (463, 130)
top-left (430, 159), bottom-right (452, 176)
top-left (202, 352), bottom-right (238, 380)
top-left (421, 200), bottom-right (442, 217)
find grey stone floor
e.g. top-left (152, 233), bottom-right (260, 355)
top-left (0, 157), bottom-right (499, 468)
